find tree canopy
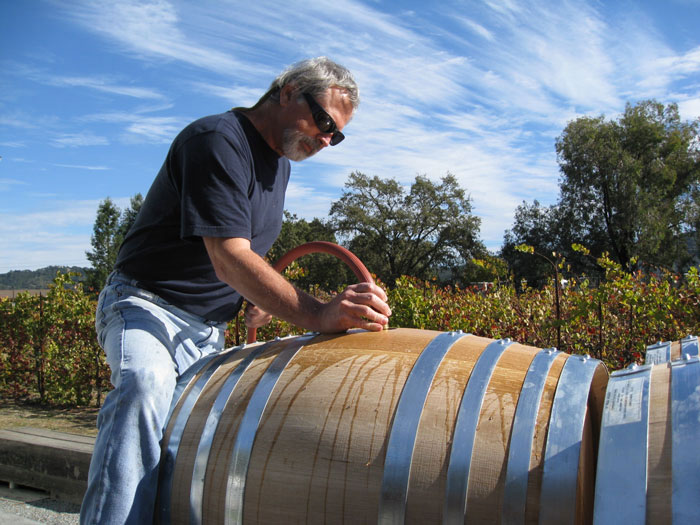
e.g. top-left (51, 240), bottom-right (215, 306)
top-left (329, 172), bottom-right (486, 285)
top-left (85, 194), bottom-right (142, 292)
top-left (266, 211), bottom-right (353, 290)
top-left (503, 100), bottom-right (700, 285)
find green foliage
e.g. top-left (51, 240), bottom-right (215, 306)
top-left (330, 172), bottom-right (486, 286)
top-left (234, 258), bottom-right (699, 371)
top-left (85, 197), bottom-right (121, 293)
top-left (0, 266), bottom-right (87, 289)
top-left (3, 265), bottom-right (698, 408)
top-left (463, 254), bottom-right (510, 285)
top-left (0, 291), bottom-right (38, 398)
top-left (85, 194), bottom-right (143, 293)
top-left (266, 211), bottom-right (354, 290)
top-left (0, 271), bottom-right (108, 406)
top-left (503, 100), bottom-right (700, 284)
top-left (118, 193), bottom-right (144, 240)
top-left (515, 244), bottom-right (534, 255)
top-left (560, 101), bottom-right (700, 267)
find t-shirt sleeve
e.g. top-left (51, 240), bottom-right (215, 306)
top-left (174, 131), bottom-right (253, 240)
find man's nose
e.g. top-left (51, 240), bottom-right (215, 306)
top-left (317, 133), bottom-right (333, 148)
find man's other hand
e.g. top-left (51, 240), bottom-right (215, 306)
top-left (244, 303), bottom-right (273, 329)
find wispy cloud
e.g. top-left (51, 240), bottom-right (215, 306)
top-left (189, 82), bottom-right (264, 107)
top-left (0, 112), bottom-right (41, 129)
top-left (283, 180), bottom-right (338, 220)
top-left (46, 75), bottom-right (164, 99)
top-left (4, 0), bottom-right (696, 272)
top-left (51, 132), bottom-right (110, 148)
top-left (78, 110), bottom-right (187, 144)
top-left (60, 0), bottom-right (259, 77)
top-left (678, 96), bottom-right (700, 120)
top-left (0, 178), bottom-right (27, 191)
top-left (123, 116), bottom-right (187, 144)
top-left (6, 61), bottom-right (165, 100)
top-left (0, 197), bottom-right (133, 271)
top-left (54, 164), bottom-right (110, 170)
top-left (454, 16), bottom-right (495, 42)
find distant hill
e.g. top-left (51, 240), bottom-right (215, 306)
top-left (0, 266), bottom-right (88, 289)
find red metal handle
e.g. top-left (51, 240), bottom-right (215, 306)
top-left (246, 241), bottom-right (373, 343)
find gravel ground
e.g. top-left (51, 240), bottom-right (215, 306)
top-left (0, 483), bottom-right (80, 525)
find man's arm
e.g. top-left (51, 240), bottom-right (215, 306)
top-left (203, 236), bottom-right (391, 333)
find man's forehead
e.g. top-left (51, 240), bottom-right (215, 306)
top-left (319, 87), bottom-right (353, 113)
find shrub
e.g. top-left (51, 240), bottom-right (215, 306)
top-left (0, 272), bottom-right (108, 406)
top-left (2, 260), bottom-right (698, 408)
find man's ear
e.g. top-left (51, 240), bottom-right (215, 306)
top-left (278, 83), bottom-right (297, 107)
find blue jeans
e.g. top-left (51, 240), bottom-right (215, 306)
top-left (80, 272), bottom-right (227, 524)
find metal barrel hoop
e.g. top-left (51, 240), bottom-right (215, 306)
top-left (224, 333), bottom-right (318, 524)
top-left (670, 356), bottom-right (700, 524)
top-left (189, 340), bottom-right (280, 524)
top-left (158, 347), bottom-right (248, 523)
top-left (502, 347), bottom-right (561, 524)
top-left (593, 363), bottom-right (653, 524)
top-left (443, 338), bottom-right (514, 524)
top-left (645, 341), bottom-right (672, 365)
top-left (378, 330), bottom-right (469, 525)
top-left (679, 335), bottom-right (698, 359)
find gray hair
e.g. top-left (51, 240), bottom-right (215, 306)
top-left (265, 57), bottom-right (359, 110)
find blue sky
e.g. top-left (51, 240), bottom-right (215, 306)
top-left (1, 0), bottom-right (699, 272)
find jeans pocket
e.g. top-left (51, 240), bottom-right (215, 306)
top-left (95, 285), bottom-right (121, 347)
top-left (192, 325), bottom-right (216, 348)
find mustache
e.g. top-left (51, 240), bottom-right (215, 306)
top-left (298, 132), bottom-right (321, 153)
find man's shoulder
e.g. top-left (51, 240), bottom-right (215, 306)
top-left (184, 110), bottom-right (243, 137)
top-left (172, 111), bottom-right (251, 154)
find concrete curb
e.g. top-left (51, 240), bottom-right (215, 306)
top-left (0, 428), bottom-right (93, 505)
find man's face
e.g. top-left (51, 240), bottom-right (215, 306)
top-left (281, 128), bottom-right (321, 161)
top-left (280, 87), bottom-right (354, 161)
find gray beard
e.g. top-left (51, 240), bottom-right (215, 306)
top-left (282, 129), bottom-right (320, 161)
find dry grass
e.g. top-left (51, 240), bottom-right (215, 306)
top-left (0, 398), bottom-right (99, 436)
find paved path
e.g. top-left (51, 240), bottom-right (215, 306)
top-left (0, 483), bottom-right (79, 525)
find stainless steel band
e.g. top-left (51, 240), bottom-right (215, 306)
top-left (443, 338), bottom-right (514, 524)
top-left (645, 340), bottom-right (671, 364)
top-left (646, 335), bottom-right (698, 364)
top-left (189, 341), bottom-right (273, 524)
top-left (501, 347), bottom-right (561, 525)
top-left (224, 333), bottom-right (316, 525)
top-left (594, 356), bottom-right (700, 523)
top-left (670, 356), bottom-right (700, 524)
top-left (378, 330), bottom-right (468, 525)
top-left (539, 354), bottom-right (598, 524)
top-left (593, 362), bottom-right (652, 523)
top-left (158, 349), bottom-right (242, 523)
top-left (680, 334), bottom-right (698, 358)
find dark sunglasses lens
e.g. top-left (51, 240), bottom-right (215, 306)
top-left (330, 131), bottom-right (344, 146)
top-left (315, 113), bottom-right (333, 133)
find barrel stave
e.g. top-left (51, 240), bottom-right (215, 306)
top-left (245, 329), bottom-right (434, 523)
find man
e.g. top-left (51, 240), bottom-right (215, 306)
top-left (80, 57), bottom-right (391, 524)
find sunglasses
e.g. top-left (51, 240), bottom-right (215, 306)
top-left (302, 93), bottom-right (345, 146)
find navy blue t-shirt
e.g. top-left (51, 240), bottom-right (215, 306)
top-left (115, 110), bottom-right (290, 322)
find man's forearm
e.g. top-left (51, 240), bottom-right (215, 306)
top-left (204, 236), bottom-right (325, 331)
top-left (204, 236), bottom-right (391, 334)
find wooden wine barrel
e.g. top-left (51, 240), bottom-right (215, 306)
top-left (156, 328), bottom-right (608, 524)
top-left (593, 355), bottom-right (700, 524)
top-left (645, 335), bottom-right (698, 365)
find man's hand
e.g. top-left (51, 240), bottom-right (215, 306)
top-left (318, 282), bottom-right (391, 333)
top-left (244, 303), bottom-right (273, 329)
